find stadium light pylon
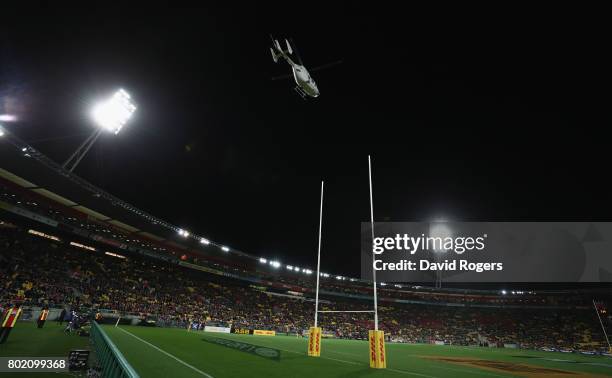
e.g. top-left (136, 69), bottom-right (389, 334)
top-left (368, 155), bottom-right (386, 368)
top-left (63, 89), bottom-right (136, 173)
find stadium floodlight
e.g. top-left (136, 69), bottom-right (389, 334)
top-left (0, 114), bottom-right (17, 122)
top-left (91, 89), bottom-right (136, 135)
top-left (501, 290), bottom-right (507, 295)
top-left (380, 282), bottom-right (387, 286)
top-left (63, 88), bottom-right (136, 173)
top-left (259, 258), bottom-right (267, 264)
top-left (429, 222), bottom-right (452, 253)
top-left (0, 128), bottom-right (4, 137)
top-left (286, 265), bottom-right (293, 270)
top-left (293, 266), bottom-right (300, 272)
top-left (336, 276), bottom-right (343, 280)
top-left (304, 269), bottom-right (313, 275)
top-left (269, 261), bottom-right (281, 268)
top-left (200, 238), bottom-right (210, 245)
top-left (178, 229), bottom-right (189, 237)
top-left (221, 246), bottom-right (230, 252)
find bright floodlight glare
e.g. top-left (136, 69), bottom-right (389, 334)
top-left (501, 290), bottom-right (507, 295)
top-left (0, 128), bottom-right (4, 137)
top-left (259, 258), bottom-right (267, 264)
top-left (0, 114), bottom-right (17, 122)
top-left (91, 89), bottom-right (136, 134)
top-left (286, 265), bottom-right (293, 270)
top-left (200, 238), bottom-right (210, 245)
top-left (270, 261), bottom-right (281, 268)
top-left (429, 222), bottom-right (452, 253)
top-left (221, 246), bottom-right (229, 252)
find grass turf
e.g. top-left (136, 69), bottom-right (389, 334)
top-left (0, 321), bottom-right (90, 377)
top-left (102, 325), bottom-right (612, 378)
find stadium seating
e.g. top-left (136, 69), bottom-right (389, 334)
top-left (1, 226), bottom-right (610, 353)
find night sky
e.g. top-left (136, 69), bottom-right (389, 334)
top-left (1, 5), bottom-right (610, 277)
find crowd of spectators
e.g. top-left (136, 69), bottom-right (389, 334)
top-left (1, 228), bottom-right (610, 353)
top-left (1, 183), bottom-right (600, 310)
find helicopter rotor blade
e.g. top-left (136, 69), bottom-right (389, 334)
top-left (289, 38), bottom-right (304, 65)
top-left (271, 73), bottom-right (294, 81)
top-left (309, 60), bottom-right (343, 73)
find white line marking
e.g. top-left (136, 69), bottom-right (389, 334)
top-left (117, 327), bottom-right (215, 378)
top-left (430, 364), bottom-right (514, 378)
top-left (327, 350), bottom-right (507, 377)
top-left (387, 368), bottom-right (438, 377)
top-left (190, 332), bottom-right (438, 377)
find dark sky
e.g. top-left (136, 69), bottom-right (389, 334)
top-left (1, 5), bottom-right (610, 277)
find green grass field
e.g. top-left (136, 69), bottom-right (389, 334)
top-left (0, 322), bottom-right (90, 377)
top-left (101, 325), bottom-right (612, 378)
top-left (2, 323), bottom-right (612, 377)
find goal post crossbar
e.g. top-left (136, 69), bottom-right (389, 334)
top-left (317, 310), bottom-right (375, 313)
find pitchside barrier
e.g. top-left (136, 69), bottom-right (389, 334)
top-left (91, 321), bottom-right (139, 378)
top-left (197, 327), bottom-right (278, 336)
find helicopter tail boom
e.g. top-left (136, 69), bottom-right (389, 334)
top-left (270, 36), bottom-right (293, 63)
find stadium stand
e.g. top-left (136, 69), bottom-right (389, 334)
top-left (1, 137), bottom-right (611, 355)
top-left (1, 225), bottom-right (611, 354)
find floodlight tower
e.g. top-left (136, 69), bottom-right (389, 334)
top-left (63, 89), bottom-right (136, 173)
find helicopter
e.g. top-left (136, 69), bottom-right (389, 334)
top-left (270, 36), bottom-right (341, 99)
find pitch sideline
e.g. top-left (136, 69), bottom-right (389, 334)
top-left (117, 327), bottom-right (215, 378)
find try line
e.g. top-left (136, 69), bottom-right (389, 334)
top-left (116, 327), bottom-right (215, 378)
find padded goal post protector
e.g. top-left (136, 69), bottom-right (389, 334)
top-left (308, 327), bottom-right (321, 357)
top-left (368, 330), bottom-right (386, 369)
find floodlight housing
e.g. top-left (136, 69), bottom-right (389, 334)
top-left (200, 238), bottom-right (210, 245)
top-left (221, 246), bottom-right (229, 252)
top-left (259, 258), bottom-right (267, 264)
top-left (91, 89), bottom-right (136, 134)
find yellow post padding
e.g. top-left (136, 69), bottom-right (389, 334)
top-left (308, 327), bottom-right (322, 357)
top-left (368, 330), bottom-right (387, 368)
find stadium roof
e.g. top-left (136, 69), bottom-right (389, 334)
top-left (0, 128), bottom-right (258, 266)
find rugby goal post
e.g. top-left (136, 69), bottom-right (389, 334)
top-left (308, 156), bottom-right (386, 369)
